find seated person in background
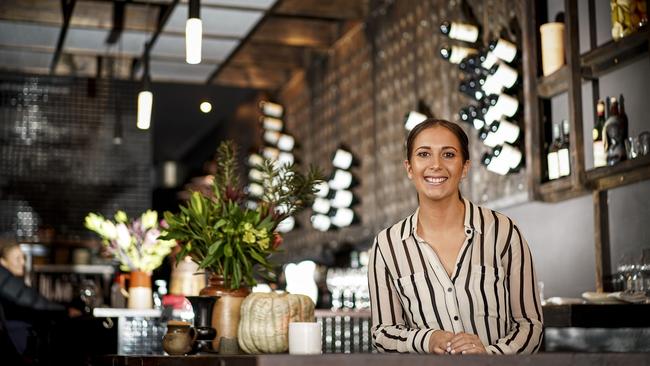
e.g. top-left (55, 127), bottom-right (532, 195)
top-left (0, 241), bottom-right (79, 359)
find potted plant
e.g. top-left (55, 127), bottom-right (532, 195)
top-left (161, 140), bottom-right (321, 351)
top-left (84, 210), bottom-right (177, 309)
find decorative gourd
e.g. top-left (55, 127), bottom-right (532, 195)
top-left (238, 292), bottom-right (315, 354)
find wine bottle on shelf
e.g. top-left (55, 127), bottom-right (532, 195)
top-left (440, 44), bottom-right (478, 64)
top-left (478, 125), bottom-right (500, 147)
top-left (558, 119), bottom-right (571, 177)
top-left (468, 104), bottom-right (487, 129)
top-left (488, 38), bottom-right (517, 63)
top-left (593, 99), bottom-right (607, 168)
top-left (459, 77), bottom-right (485, 101)
top-left (440, 20), bottom-right (480, 43)
top-left (483, 93), bottom-right (519, 125)
top-left (493, 143), bottom-right (523, 171)
top-left (485, 61), bottom-right (519, 91)
top-left (480, 50), bottom-right (499, 70)
top-left (488, 119), bottom-right (521, 145)
top-left (619, 94), bottom-right (629, 141)
top-left (481, 151), bottom-right (510, 175)
top-left (603, 97), bottom-right (626, 165)
top-left (459, 54), bottom-right (488, 77)
top-left (547, 121), bottom-right (561, 180)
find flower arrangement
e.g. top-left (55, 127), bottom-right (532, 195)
top-left (161, 140), bottom-right (321, 289)
top-left (84, 210), bottom-right (177, 273)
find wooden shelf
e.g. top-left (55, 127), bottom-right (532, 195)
top-left (581, 26), bottom-right (649, 79)
top-left (586, 154), bottom-right (650, 191)
top-left (537, 66), bottom-right (569, 99)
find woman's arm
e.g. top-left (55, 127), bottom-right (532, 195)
top-left (368, 238), bottom-right (435, 353)
top-left (0, 266), bottom-right (66, 313)
top-left (487, 225), bottom-right (543, 354)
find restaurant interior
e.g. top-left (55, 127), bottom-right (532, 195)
top-left (0, 0), bottom-right (649, 365)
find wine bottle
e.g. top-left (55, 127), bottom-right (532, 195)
top-left (478, 126), bottom-right (500, 147)
top-left (481, 151), bottom-right (510, 175)
top-left (440, 20), bottom-right (480, 43)
top-left (468, 104), bottom-right (487, 130)
top-left (488, 38), bottom-right (517, 63)
top-left (547, 121), bottom-right (561, 180)
top-left (480, 51), bottom-right (499, 70)
top-left (483, 93), bottom-right (519, 125)
top-left (440, 44), bottom-right (478, 64)
top-left (493, 143), bottom-right (523, 170)
top-left (259, 101), bottom-right (284, 118)
top-left (459, 77), bottom-right (485, 101)
top-left (603, 97), bottom-right (626, 165)
top-left (619, 94), bottom-right (629, 141)
top-left (592, 100), bottom-right (607, 168)
top-left (558, 119), bottom-right (571, 177)
top-left (489, 119), bottom-right (521, 145)
top-left (485, 61), bottom-right (518, 90)
top-left (458, 54), bottom-right (488, 77)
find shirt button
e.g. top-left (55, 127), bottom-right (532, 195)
top-left (466, 229), bottom-right (471, 234)
top-left (454, 316), bottom-right (459, 321)
top-left (447, 287), bottom-right (453, 292)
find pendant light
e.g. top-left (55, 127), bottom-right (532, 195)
top-left (186, 0), bottom-right (202, 64)
top-left (136, 52), bottom-right (152, 130)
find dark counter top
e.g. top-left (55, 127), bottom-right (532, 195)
top-left (93, 353), bottom-right (650, 366)
top-left (542, 304), bottom-right (650, 327)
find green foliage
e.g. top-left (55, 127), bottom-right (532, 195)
top-left (161, 141), bottom-right (322, 289)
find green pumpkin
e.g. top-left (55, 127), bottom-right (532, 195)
top-left (238, 292), bottom-right (315, 354)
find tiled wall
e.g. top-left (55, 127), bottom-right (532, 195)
top-left (277, 0), bottom-right (527, 261)
top-left (0, 74), bottom-right (151, 241)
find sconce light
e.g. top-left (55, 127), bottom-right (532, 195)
top-left (186, 0), bottom-right (202, 64)
top-left (136, 54), bottom-right (152, 130)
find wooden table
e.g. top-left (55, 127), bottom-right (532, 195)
top-left (93, 353), bottom-right (650, 366)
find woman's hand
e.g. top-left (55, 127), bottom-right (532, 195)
top-left (447, 332), bottom-right (487, 355)
top-left (428, 330), bottom-right (454, 354)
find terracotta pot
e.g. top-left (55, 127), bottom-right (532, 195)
top-left (199, 274), bottom-right (250, 353)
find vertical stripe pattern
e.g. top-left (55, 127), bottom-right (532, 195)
top-left (368, 198), bottom-right (543, 354)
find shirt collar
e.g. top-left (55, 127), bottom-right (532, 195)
top-left (401, 196), bottom-right (480, 241)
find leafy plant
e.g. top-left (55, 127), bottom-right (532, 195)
top-left (161, 141), bottom-right (321, 289)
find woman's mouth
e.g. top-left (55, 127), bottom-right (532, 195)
top-left (424, 176), bottom-right (448, 185)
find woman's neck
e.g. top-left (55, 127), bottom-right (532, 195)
top-left (417, 194), bottom-right (465, 235)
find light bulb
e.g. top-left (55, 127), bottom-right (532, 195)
top-left (137, 90), bottom-right (153, 130)
top-left (185, 18), bottom-right (202, 64)
top-left (199, 101), bottom-right (211, 113)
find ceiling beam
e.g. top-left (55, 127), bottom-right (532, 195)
top-left (105, 0), bottom-right (126, 44)
top-left (249, 16), bottom-right (339, 48)
top-left (131, 0), bottom-right (178, 78)
top-left (205, 0), bottom-right (284, 85)
top-left (214, 65), bottom-right (292, 90)
top-left (274, 0), bottom-right (367, 20)
top-left (50, 0), bottom-right (77, 74)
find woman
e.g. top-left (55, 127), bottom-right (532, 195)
top-left (368, 119), bottom-right (543, 355)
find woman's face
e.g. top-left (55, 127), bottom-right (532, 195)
top-left (404, 126), bottom-right (470, 203)
top-left (1, 245), bottom-right (25, 277)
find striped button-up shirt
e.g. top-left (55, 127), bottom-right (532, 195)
top-left (368, 198), bottom-right (543, 354)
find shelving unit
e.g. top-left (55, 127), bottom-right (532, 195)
top-left (525, 0), bottom-right (650, 291)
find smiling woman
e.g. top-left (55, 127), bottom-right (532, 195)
top-left (368, 118), bottom-right (543, 355)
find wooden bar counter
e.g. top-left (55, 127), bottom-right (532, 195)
top-left (94, 353), bottom-right (650, 366)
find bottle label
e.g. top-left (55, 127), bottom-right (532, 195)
top-left (450, 45), bottom-right (478, 64)
top-left (593, 140), bottom-right (606, 168)
top-left (484, 131), bottom-right (499, 147)
top-left (482, 75), bottom-right (504, 96)
top-left (501, 143), bottom-right (522, 169)
top-left (481, 52), bottom-right (498, 69)
top-left (495, 94), bottom-right (519, 117)
top-left (499, 119), bottom-right (521, 144)
top-left (493, 39), bottom-right (517, 63)
top-left (449, 23), bottom-right (479, 43)
top-left (492, 62), bottom-right (518, 89)
top-left (484, 106), bottom-right (502, 125)
top-left (558, 148), bottom-right (571, 176)
top-left (548, 151), bottom-right (560, 180)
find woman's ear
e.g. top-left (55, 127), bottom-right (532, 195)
top-left (404, 159), bottom-right (413, 180)
top-left (461, 160), bottom-right (471, 180)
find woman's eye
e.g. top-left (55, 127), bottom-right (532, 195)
top-left (417, 151), bottom-right (430, 157)
top-left (443, 152), bottom-right (455, 158)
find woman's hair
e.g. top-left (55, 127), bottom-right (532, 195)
top-left (405, 118), bottom-right (470, 162)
